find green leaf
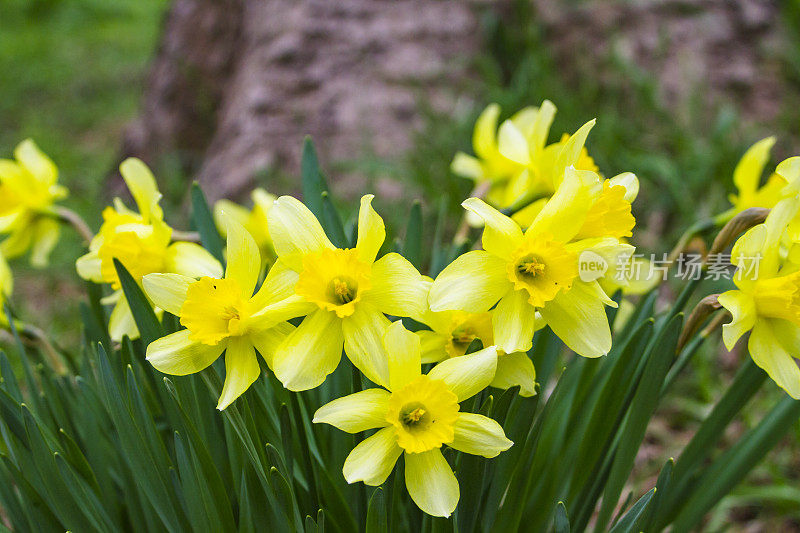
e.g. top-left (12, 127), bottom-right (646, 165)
top-left (301, 137), bottom-right (329, 218)
top-left (113, 259), bottom-right (163, 346)
top-left (366, 487), bottom-right (388, 533)
top-left (402, 200), bottom-right (423, 268)
top-left (608, 488), bottom-right (656, 533)
top-left (191, 182), bottom-right (225, 265)
top-left (320, 191), bottom-right (347, 248)
top-left (554, 501), bottom-right (570, 533)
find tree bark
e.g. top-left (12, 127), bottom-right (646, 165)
top-left (123, 0), bottom-right (484, 201)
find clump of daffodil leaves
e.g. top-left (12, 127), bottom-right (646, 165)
top-left (1, 104), bottom-right (800, 531)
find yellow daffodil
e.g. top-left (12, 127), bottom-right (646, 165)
top-left (417, 305), bottom-right (537, 397)
top-left (313, 321), bottom-right (512, 517)
top-left (76, 159), bottom-right (222, 341)
top-left (259, 194), bottom-right (430, 391)
top-left (0, 252), bottom-right (12, 326)
top-left (0, 139), bottom-right (68, 267)
top-left (429, 167), bottom-right (635, 357)
top-left (142, 215), bottom-right (294, 410)
top-left (214, 188), bottom-right (276, 270)
top-left (718, 196), bottom-right (800, 398)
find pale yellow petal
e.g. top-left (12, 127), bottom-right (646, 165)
top-left (451, 152), bottom-right (484, 181)
top-left (15, 139), bottom-right (57, 187)
top-left (404, 449), bottom-right (459, 518)
top-left (748, 319), bottom-right (800, 399)
top-left (491, 352), bottom-right (536, 397)
top-left (109, 297), bottom-right (140, 342)
top-left (528, 166), bottom-right (598, 243)
top-left (428, 251), bottom-right (510, 313)
top-left (222, 214), bottom-right (261, 297)
top-left (165, 242), bottom-right (223, 279)
top-left (342, 304), bottom-right (391, 388)
top-left (272, 309), bottom-right (343, 391)
top-left (249, 321), bottom-right (294, 368)
top-left (608, 172), bottom-right (639, 203)
top-left (76, 250), bottom-right (104, 282)
top-left (462, 198), bottom-right (523, 260)
top-left (427, 345), bottom-right (497, 402)
top-left (217, 337), bottom-right (260, 410)
top-left (356, 194), bottom-right (385, 263)
top-left (539, 281), bottom-right (612, 358)
top-left (29, 218), bottom-right (60, 268)
top-left (418, 330), bottom-right (448, 364)
top-left (497, 120), bottom-right (530, 165)
top-left (313, 388), bottom-right (392, 433)
top-left (552, 119), bottom-right (595, 188)
top-left (142, 273), bottom-right (195, 316)
top-left (146, 329), bottom-right (224, 375)
top-left (529, 100), bottom-right (557, 154)
top-left (449, 413), bottom-right (513, 458)
top-left (268, 196), bottom-right (333, 268)
top-left (492, 289), bottom-right (537, 354)
top-left (250, 259), bottom-right (301, 310)
top-left (364, 252), bottom-right (429, 321)
top-left (119, 158), bottom-right (162, 221)
top-left (472, 103), bottom-right (500, 160)
top-left (384, 321), bottom-right (421, 392)
top-left (717, 290), bottom-right (757, 350)
top-left (343, 427), bottom-right (402, 486)
top-left (733, 137), bottom-right (775, 195)
top-left (213, 199), bottom-right (250, 237)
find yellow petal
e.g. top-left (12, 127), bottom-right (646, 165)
top-left (608, 172), bottom-right (639, 203)
top-left (418, 330), bottom-right (448, 364)
top-left (472, 103), bottom-right (500, 160)
top-left (119, 158), bottom-right (163, 221)
top-left (497, 120), bottom-right (530, 165)
top-left (717, 290), bottom-right (756, 350)
top-left (529, 166), bottom-right (597, 243)
top-left (427, 346), bottom-right (497, 402)
top-left (451, 152), bottom-right (484, 181)
top-left (748, 319), bottom-right (800, 399)
top-left (552, 119), bottom-right (595, 188)
top-left (449, 413), bottom-right (513, 458)
top-left (250, 294), bottom-right (317, 328)
top-left (733, 137), bottom-right (775, 195)
top-left (492, 289), bottom-right (537, 354)
top-left (249, 321), bottom-right (294, 368)
top-left (313, 388), bottom-right (392, 433)
top-left (384, 321), bottom-right (421, 392)
top-left (146, 329), bottom-right (224, 375)
top-left (250, 259), bottom-right (301, 310)
top-left (491, 352), bottom-right (537, 396)
top-left (222, 214), bottom-right (261, 297)
top-left (165, 242), bottom-right (223, 279)
top-left (404, 449), bottom-right (459, 518)
top-left (109, 297), bottom-right (140, 342)
top-left (213, 199), bottom-right (250, 237)
top-left (0, 224), bottom-right (32, 260)
top-left (272, 309), bottom-right (343, 391)
top-left (529, 100), bottom-right (557, 155)
top-left (217, 337), bottom-right (260, 410)
top-left (343, 427), bottom-right (402, 486)
top-left (268, 196), bottom-right (333, 269)
top-left (15, 139), bottom-right (57, 187)
top-left (76, 250), bottom-right (103, 282)
top-left (461, 198), bottom-right (523, 260)
top-left (776, 156), bottom-right (800, 195)
top-left (428, 251), bottom-right (510, 313)
top-left (29, 218), bottom-right (60, 268)
top-left (342, 304), bottom-right (391, 388)
top-left (356, 194), bottom-right (385, 263)
top-left (364, 252), bottom-right (429, 321)
top-left (539, 281), bottom-right (612, 357)
top-left (143, 273), bottom-right (194, 315)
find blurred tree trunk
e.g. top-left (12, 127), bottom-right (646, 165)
top-left (123, 0), bottom-right (484, 201)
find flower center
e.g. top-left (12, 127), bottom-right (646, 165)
top-left (507, 236), bottom-right (578, 307)
top-left (295, 248), bottom-right (372, 318)
top-left (180, 277), bottom-right (249, 345)
top-left (386, 376), bottom-right (459, 454)
top-left (445, 312), bottom-right (494, 358)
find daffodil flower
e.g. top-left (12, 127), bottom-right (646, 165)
top-left (313, 321), bottom-right (512, 517)
top-left (142, 215), bottom-right (294, 410)
top-left (417, 307), bottom-right (537, 397)
top-left (718, 196), bottom-right (800, 398)
top-left (214, 188), bottom-right (277, 270)
top-left (0, 252), bottom-right (12, 326)
top-left (260, 194), bottom-right (430, 391)
top-left (0, 139), bottom-right (68, 267)
top-left (429, 167), bottom-right (634, 357)
top-left (76, 159), bottom-right (222, 341)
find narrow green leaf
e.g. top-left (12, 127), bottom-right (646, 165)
top-left (301, 137), bottom-right (329, 218)
top-left (609, 488), bottom-right (656, 533)
top-left (366, 487), bottom-right (388, 533)
top-left (114, 259), bottom-right (163, 346)
top-left (320, 192), bottom-right (347, 248)
top-left (554, 502), bottom-right (570, 533)
top-left (191, 182), bottom-right (225, 265)
top-left (402, 200), bottom-right (423, 268)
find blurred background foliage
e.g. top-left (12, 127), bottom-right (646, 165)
top-left (1, 0), bottom-right (800, 529)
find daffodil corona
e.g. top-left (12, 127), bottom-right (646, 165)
top-left (314, 321), bottom-right (512, 517)
top-left (142, 215), bottom-right (294, 410)
top-left (259, 194), bottom-right (429, 391)
top-left (0, 139), bottom-right (68, 266)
